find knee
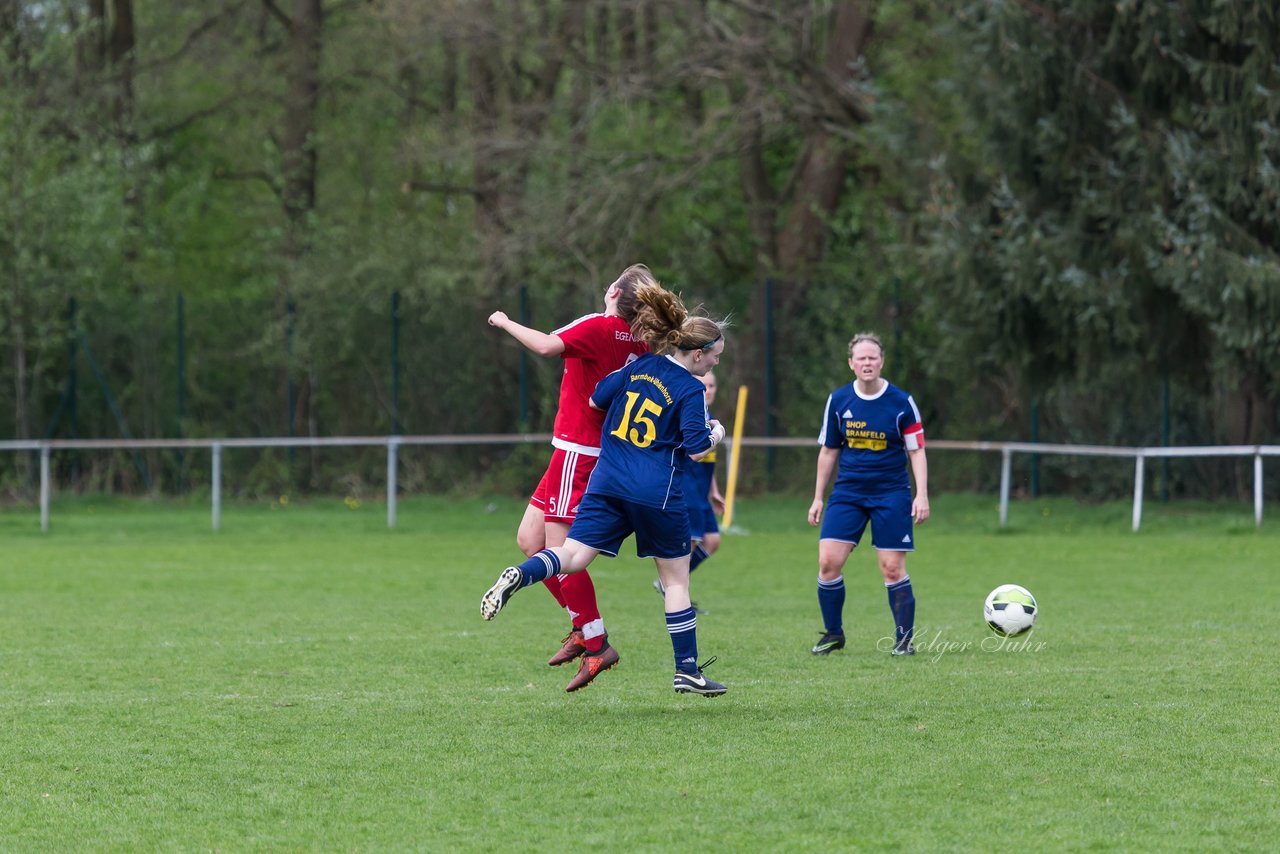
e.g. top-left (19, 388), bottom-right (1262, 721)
top-left (516, 531), bottom-right (541, 558)
top-left (702, 535), bottom-right (721, 555)
top-left (817, 559), bottom-right (844, 580)
top-left (879, 558), bottom-right (906, 584)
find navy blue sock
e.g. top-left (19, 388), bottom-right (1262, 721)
top-left (516, 550), bottom-right (561, 588)
top-left (886, 575), bottom-right (915, 645)
top-left (817, 575), bottom-right (845, 635)
top-left (689, 544), bottom-right (710, 573)
top-left (666, 607), bottom-right (699, 674)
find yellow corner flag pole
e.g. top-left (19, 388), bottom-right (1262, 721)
top-left (721, 385), bottom-right (748, 530)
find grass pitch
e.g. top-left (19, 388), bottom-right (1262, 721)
top-left (1, 494), bottom-right (1277, 851)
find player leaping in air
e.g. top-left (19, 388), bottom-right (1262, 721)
top-left (485, 266), bottom-right (651, 688)
top-left (482, 280), bottom-right (729, 696)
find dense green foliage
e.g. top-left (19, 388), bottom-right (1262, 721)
top-left (2, 495), bottom-right (1278, 848)
top-left (921, 1), bottom-right (1280, 451)
top-left (1, 2), bottom-right (1276, 500)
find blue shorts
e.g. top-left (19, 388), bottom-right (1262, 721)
top-left (567, 493), bottom-right (692, 560)
top-left (819, 490), bottom-right (915, 551)
top-left (688, 503), bottom-right (720, 541)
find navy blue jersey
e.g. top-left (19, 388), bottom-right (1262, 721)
top-left (589, 353), bottom-right (715, 509)
top-left (819, 380), bottom-right (924, 495)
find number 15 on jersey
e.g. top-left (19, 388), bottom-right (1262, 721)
top-left (610, 391), bottom-right (663, 448)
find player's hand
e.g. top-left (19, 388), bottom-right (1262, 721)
top-left (912, 496), bottom-right (930, 524)
top-left (711, 494), bottom-right (726, 515)
top-left (808, 499), bottom-right (823, 527)
top-left (708, 419), bottom-right (725, 445)
top-left (487, 311), bottom-right (509, 328)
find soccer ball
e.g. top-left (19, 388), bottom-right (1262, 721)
top-left (984, 584), bottom-right (1038, 637)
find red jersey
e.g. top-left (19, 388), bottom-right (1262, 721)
top-left (552, 313), bottom-right (648, 455)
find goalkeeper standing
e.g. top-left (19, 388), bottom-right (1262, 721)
top-left (807, 332), bottom-right (930, 657)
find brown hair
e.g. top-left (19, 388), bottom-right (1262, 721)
top-left (631, 283), bottom-right (725, 355)
top-left (848, 331), bottom-right (883, 359)
top-left (610, 264), bottom-right (658, 324)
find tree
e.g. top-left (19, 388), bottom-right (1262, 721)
top-left (1, 4), bottom-right (129, 460)
top-left (918, 0), bottom-right (1280, 466)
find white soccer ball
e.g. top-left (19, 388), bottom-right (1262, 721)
top-left (984, 584), bottom-right (1038, 637)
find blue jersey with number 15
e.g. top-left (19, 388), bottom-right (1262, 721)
top-left (588, 353), bottom-right (715, 510)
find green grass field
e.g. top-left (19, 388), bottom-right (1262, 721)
top-left (2, 494), bottom-right (1278, 851)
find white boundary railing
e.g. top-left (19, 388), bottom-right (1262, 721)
top-left (1, 436), bottom-right (1276, 532)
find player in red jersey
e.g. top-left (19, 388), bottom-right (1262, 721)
top-left (486, 265), bottom-right (652, 682)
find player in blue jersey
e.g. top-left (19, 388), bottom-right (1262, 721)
top-left (654, 370), bottom-right (724, 606)
top-left (481, 283), bottom-right (731, 696)
top-left (807, 332), bottom-right (930, 657)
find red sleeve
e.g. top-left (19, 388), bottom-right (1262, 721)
top-left (555, 314), bottom-right (605, 359)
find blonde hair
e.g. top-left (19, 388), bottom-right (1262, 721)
top-left (848, 331), bottom-right (883, 359)
top-left (631, 283), bottom-right (725, 356)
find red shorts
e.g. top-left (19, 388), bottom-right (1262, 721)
top-left (530, 447), bottom-right (599, 523)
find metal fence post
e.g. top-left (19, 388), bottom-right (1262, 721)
top-left (763, 278), bottom-right (776, 483)
top-left (1029, 399), bottom-right (1040, 498)
top-left (387, 438), bottom-right (399, 529)
top-left (1132, 452), bottom-right (1145, 532)
top-left (40, 445), bottom-right (51, 532)
top-left (212, 443), bottom-right (222, 531)
top-left (999, 447), bottom-right (1012, 527)
top-left (1255, 451), bottom-right (1263, 529)
top-left (176, 292), bottom-right (187, 493)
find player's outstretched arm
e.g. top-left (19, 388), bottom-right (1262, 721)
top-left (487, 310), bottom-right (566, 357)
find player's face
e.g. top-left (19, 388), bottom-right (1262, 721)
top-left (692, 340), bottom-right (723, 377)
top-left (699, 371), bottom-right (717, 405)
top-left (848, 341), bottom-right (883, 383)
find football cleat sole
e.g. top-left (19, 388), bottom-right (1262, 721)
top-left (480, 567), bottom-right (521, 620)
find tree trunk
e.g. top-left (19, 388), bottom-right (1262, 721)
top-left (464, 0), bottom-right (575, 292)
top-left (775, 0), bottom-right (873, 279)
top-left (1220, 365), bottom-right (1277, 500)
top-left (441, 36), bottom-right (458, 115)
top-left (732, 2), bottom-right (876, 439)
top-left (108, 0), bottom-right (135, 122)
top-left (277, 0), bottom-right (323, 436)
top-left (594, 3), bottom-right (609, 85)
top-left (9, 295), bottom-right (27, 441)
top-left (467, 3), bottom-right (504, 285)
top-left (281, 0), bottom-right (323, 267)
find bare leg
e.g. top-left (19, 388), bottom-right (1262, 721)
top-left (877, 549), bottom-right (907, 583)
top-left (701, 531), bottom-right (722, 557)
top-left (655, 555), bottom-right (692, 612)
top-left (818, 539), bottom-right (854, 581)
top-left (516, 504), bottom-right (546, 556)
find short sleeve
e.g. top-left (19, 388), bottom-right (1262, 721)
top-left (555, 314), bottom-right (604, 358)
